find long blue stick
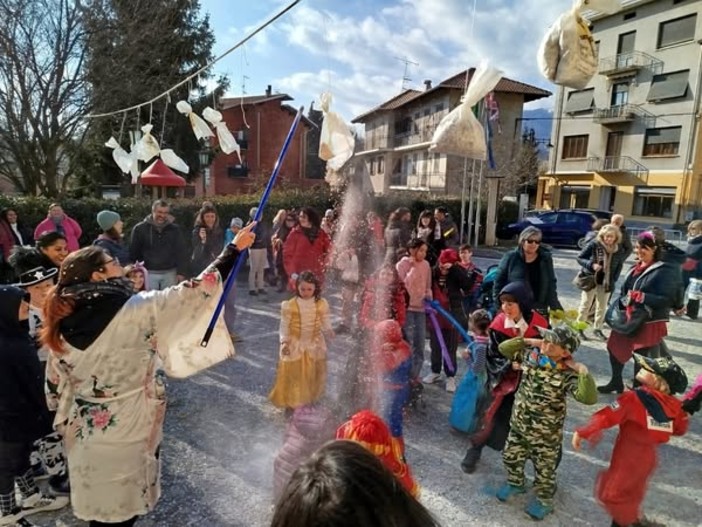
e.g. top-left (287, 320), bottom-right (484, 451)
top-left (200, 107), bottom-right (304, 347)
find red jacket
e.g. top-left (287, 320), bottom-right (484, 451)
top-left (576, 388), bottom-right (689, 525)
top-left (0, 221), bottom-right (14, 260)
top-left (282, 226), bottom-right (331, 286)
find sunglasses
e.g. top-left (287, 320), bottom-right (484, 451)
top-left (525, 239), bottom-right (541, 245)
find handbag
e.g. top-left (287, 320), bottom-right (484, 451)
top-left (605, 295), bottom-right (652, 337)
top-left (572, 269), bottom-right (596, 291)
top-left (449, 371), bottom-right (483, 434)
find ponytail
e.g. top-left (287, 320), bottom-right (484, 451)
top-left (40, 284), bottom-right (75, 354)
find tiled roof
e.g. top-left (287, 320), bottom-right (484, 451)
top-left (352, 69), bottom-right (551, 122)
top-left (220, 93), bottom-right (293, 109)
top-left (351, 89), bottom-right (423, 123)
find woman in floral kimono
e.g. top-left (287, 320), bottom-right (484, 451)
top-left (40, 224), bottom-right (256, 527)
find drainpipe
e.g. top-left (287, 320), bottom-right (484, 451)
top-left (681, 40), bottom-right (702, 223)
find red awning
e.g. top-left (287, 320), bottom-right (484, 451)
top-left (140, 159), bottom-right (186, 187)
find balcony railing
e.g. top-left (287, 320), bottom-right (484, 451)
top-left (394, 128), bottom-right (434, 148)
top-left (587, 156), bottom-right (649, 181)
top-left (598, 51), bottom-right (663, 77)
top-left (389, 171), bottom-right (446, 190)
top-left (593, 104), bottom-right (657, 127)
top-left (362, 134), bottom-right (392, 151)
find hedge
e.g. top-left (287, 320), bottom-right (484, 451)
top-left (0, 189), bottom-right (519, 252)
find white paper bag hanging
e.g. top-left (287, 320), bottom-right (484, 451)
top-left (318, 92), bottom-right (355, 171)
top-left (160, 149), bottom-right (190, 174)
top-left (177, 100), bottom-right (215, 141)
top-left (202, 106), bottom-right (241, 161)
top-left (105, 137), bottom-right (133, 175)
top-left (135, 124), bottom-right (161, 163)
top-left (429, 61), bottom-right (503, 160)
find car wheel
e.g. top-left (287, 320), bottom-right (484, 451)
top-left (576, 236), bottom-right (587, 249)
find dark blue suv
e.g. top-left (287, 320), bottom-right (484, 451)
top-left (502, 209), bottom-right (611, 248)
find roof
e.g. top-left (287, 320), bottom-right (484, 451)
top-left (352, 69), bottom-right (551, 123)
top-left (220, 93), bottom-right (293, 110)
top-left (140, 159), bottom-right (186, 187)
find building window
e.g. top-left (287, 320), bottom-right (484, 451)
top-left (623, 11), bottom-right (636, 20)
top-left (647, 70), bottom-right (690, 102)
top-left (369, 159), bottom-right (375, 175)
top-left (643, 126), bottom-right (682, 156)
top-left (377, 156), bottom-right (384, 174)
top-left (611, 82), bottom-right (629, 106)
top-left (227, 164), bottom-right (249, 178)
top-left (565, 89), bottom-right (594, 113)
top-left (434, 103), bottom-right (444, 114)
top-left (633, 187), bottom-right (675, 218)
top-left (390, 158), bottom-right (406, 187)
top-left (411, 153), bottom-right (418, 175)
top-left (562, 135), bottom-right (589, 159)
top-left (657, 14), bottom-right (697, 48)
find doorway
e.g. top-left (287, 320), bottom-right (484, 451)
top-left (598, 186), bottom-right (617, 211)
top-left (605, 132), bottom-right (624, 170)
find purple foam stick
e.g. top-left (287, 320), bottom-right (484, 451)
top-left (425, 302), bottom-right (455, 375)
top-left (200, 107), bottom-right (304, 347)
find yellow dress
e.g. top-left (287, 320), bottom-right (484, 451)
top-left (269, 297), bottom-right (330, 408)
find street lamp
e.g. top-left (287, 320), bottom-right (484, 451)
top-left (198, 141), bottom-right (215, 196)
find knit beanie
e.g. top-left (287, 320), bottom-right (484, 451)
top-left (249, 207), bottom-right (258, 219)
top-left (97, 210), bottom-right (120, 232)
top-left (230, 217), bottom-right (243, 229)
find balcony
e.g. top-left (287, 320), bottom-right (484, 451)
top-left (394, 128), bottom-right (434, 148)
top-left (587, 156), bottom-right (649, 181)
top-left (598, 51), bottom-right (663, 78)
top-left (593, 104), bottom-right (657, 127)
top-left (361, 134), bottom-right (391, 152)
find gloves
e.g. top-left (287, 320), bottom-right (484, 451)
top-left (682, 391), bottom-right (701, 415)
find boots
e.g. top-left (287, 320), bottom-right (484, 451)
top-left (598, 352), bottom-right (624, 394)
top-left (460, 445), bottom-right (483, 474)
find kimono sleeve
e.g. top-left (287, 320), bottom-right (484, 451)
top-left (145, 268), bottom-right (234, 378)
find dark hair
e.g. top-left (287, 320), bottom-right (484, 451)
top-left (41, 246), bottom-right (112, 353)
top-left (435, 206), bottom-right (448, 215)
top-left (646, 225), bottom-right (665, 244)
top-left (271, 440), bottom-right (441, 527)
top-left (296, 270), bottom-right (322, 300)
top-left (36, 231), bottom-right (67, 249)
top-left (300, 207), bottom-right (321, 229)
top-left (388, 207), bottom-right (411, 224)
top-left (416, 209), bottom-right (436, 232)
top-left (194, 206), bottom-right (220, 229)
top-left (1, 208), bottom-right (19, 224)
top-left (459, 243), bottom-right (473, 252)
top-left (406, 238), bottom-right (427, 251)
top-left (591, 218), bottom-right (608, 231)
top-left (636, 231), bottom-right (661, 260)
top-left (469, 309), bottom-right (491, 334)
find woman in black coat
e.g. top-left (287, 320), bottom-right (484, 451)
top-left (682, 220), bottom-right (702, 319)
top-left (191, 206), bottom-right (224, 276)
top-left (384, 207), bottom-right (412, 264)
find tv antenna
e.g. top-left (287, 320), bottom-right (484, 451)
top-left (394, 56), bottom-right (419, 91)
top-left (241, 75), bottom-right (250, 95)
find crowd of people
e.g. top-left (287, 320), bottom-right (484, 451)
top-left (0, 200), bottom-right (701, 527)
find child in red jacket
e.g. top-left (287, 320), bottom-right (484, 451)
top-left (573, 354), bottom-right (690, 527)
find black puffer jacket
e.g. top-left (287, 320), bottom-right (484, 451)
top-left (384, 221), bottom-right (412, 263)
top-left (0, 286), bottom-right (52, 442)
top-left (129, 215), bottom-right (189, 275)
top-left (684, 235), bottom-right (702, 280)
top-left (618, 261), bottom-right (684, 321)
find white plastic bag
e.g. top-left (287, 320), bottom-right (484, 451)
top-left (429, 61), bottom-right (503, 160)
top-left (537, 0), bottom-right (606, 89)
top-left (160, 149), bottom-right (189, 174)
top-left (318, 92), bottom-right (355, 171)
top-left (176, 100), bottom-right (215, 141)
top-left (134, 124), bottom-right (161, 163)
top-left (105, 137), bottom-right (133, 175)
top-left (202, 106), bottom-right (241, 161)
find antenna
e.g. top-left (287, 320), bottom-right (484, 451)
top-left (394, 56), bottom-right (419, 91)
top-left (242, 75), bottom-right (250, 95)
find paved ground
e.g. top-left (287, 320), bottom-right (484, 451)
top-left (39, 248), bottom-right (702, 527)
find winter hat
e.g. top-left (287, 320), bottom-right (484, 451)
top-left (230, 217), bottom-right (243, 229)
top-left (538, 323), bottom-right (581, 355)
top-left (14, 266), bottom-right (58, 288)
top-left (249, 207), bottom-right (258, 219)
top-left (97, 210), bottom-right (121, 232)
top-left (438, 248), bottom-right (459, 265)
top-left (634, 354), bottom-right (688, 394)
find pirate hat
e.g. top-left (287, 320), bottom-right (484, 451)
top-left (634, 354), bottom-right (688, 395)
top-left (14, 266), bottom-right (58, 288)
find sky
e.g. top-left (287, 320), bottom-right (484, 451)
top-left (199, 0), bottom-right (572, 122)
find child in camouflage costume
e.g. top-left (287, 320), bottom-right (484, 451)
top-left (494, 323), bottom-right (598, 520)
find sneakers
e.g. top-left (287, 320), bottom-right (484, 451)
top-left (525, 496), bottom-right (553, 520)
top-left (593, 329), bottom-right (607, 341)
top-left (445, 377), bottom-right (457, 393)
top-left (21, 493), bottom-right (69, 515)
top-left (597, 381), bottom-right (624, 394)
top-left (422, 372), bottom-right (441, 384)
top-left (0, 509), bottom-right (35, 527)
top-left (460, 447), bottom-right (482, 474)
top-left (496, 483), bottom-right (526, 502)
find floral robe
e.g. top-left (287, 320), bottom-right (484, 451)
top-left (45, 270), bottom-right (233, 523)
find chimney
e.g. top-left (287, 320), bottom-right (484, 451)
top-left (424, 79), bottom-right (432, 91)
top-left (265, 84), bottom-right (272, 97)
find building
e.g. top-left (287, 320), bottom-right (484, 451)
top-left (199, 86), bottom-right (323, 196)
top-left (351, 71), bottom-right (551, 195)
top-left (539, 0), bottom-right (702, 226)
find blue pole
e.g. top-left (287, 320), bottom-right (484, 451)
top-left (200, 106), bottom-right (304, 347)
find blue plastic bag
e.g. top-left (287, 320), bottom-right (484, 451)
top-left (449, 370), bottom-right (483, 433)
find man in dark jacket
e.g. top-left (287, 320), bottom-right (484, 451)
top-left (129, 199), bottom-right (188, 290)
top-left (650, 226), bottom-right (686, 312)
top-left (610, 214), bottom-right (633, 261)
top-left (0, 286), bottom-right (68, 523)
top-left (433, 206), bottom-right (458, 254)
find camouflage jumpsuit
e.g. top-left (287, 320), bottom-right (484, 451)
top-left (502, 359), bottom-right (597, 505)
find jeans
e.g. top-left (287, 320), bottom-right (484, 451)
top-left (404, 310), bottom-right (427, 380)
top-left (147, 269), bottom-right (177, 291)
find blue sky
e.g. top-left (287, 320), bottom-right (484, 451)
top-left (199, 0), bottom-right (573, 121)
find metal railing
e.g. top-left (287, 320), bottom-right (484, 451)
top-left (389, 171), bottom-right (446, 190)
top-left (593, 104), bottom-right (657, 127)
top-left (598, 51), bottom-right (664, 76)
top-left (587, 156), bottom-right (649, 180)
top-left (394, 128), bottom-right (434, 147)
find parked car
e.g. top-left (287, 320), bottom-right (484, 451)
top-left (501, 209), bottom-right (612, 248)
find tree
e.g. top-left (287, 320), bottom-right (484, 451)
top-left (500, 128), bottom-right (541, 200)
top-left (77, 0), bottom-right (226, 195)
top-left (0, 0), bottom-right (89, 196)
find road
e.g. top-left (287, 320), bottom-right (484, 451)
top-left (40, 248), bottom-right (702, 527)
